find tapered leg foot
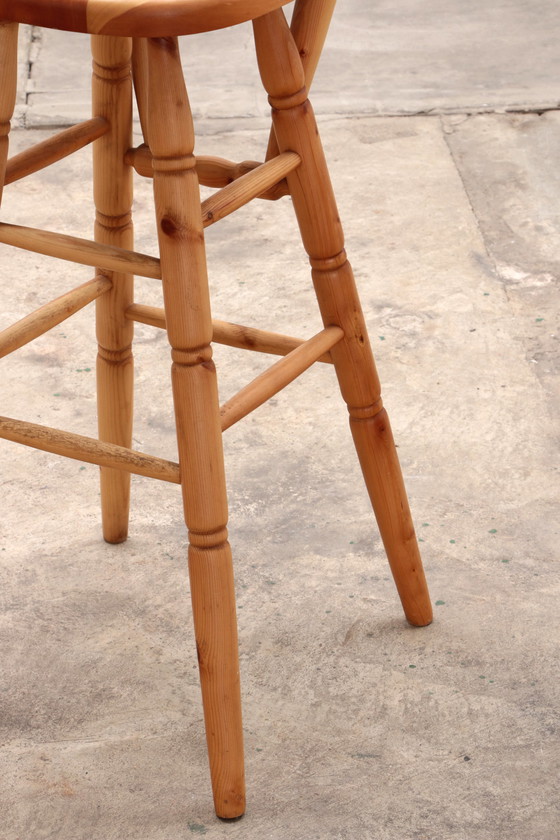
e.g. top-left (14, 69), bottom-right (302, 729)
top-left (146, 35), bottom-right (246, 818)
top-left (349, 406), bottom-right (433, 626)
top-left (189, 541), bottom-right (246, 818)
top-left (313, 260), bottom-right (433, 627)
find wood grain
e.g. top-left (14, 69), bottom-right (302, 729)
top-left (0, 0), bottom-right (293, 37)
top-left (0, 22), bottom-right (18, 205)
top-left (5, 118), bottom-right (109, 185)
top-left (201, 151), bottom-right (300, 226)
top-left (92, 34), bottom-right (135, 544)
top-left (220, 325), bottom-right (343, 430)
top-left (126, 303), bottom-right (335, 361)
top-left (147, 34), bottom-right (245, 819)
top-left (0, 276), bottom-right (111, 358)
top-left (0, 221), bottom-right (161, 278)
top-left (254, 8), bottom-right (433, 626)
top-left (0, 415), bottom-right (180, 483)
top-left (125, 146), bottom-right (290, 199)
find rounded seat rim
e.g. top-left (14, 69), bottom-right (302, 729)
top-left (0, 0), bottom-right (293, 37)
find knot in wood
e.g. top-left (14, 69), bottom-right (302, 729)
top-left (159, 215), bottom-right (188, 239)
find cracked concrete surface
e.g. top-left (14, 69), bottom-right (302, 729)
top-left (1, 2), bottom-right (559, 839)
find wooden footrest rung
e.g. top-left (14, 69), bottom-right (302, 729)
top-left (125, 146), bottom-right (290, 200)
top-left (0, 275), bottom-right (112, 359)
top-left (4, 118), bottom-right (109, 185)
top-left (0, 416), bottom-right (181, 484)
top-left (126, 303), bottom-right (335, 363)
top-left (201, 152), bottom-right (300, 226)
top-left (0, 222), bottom-right (161, 279)
top-left (220, 325), bottom-right (344, 431)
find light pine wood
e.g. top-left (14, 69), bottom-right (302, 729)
top-left (220, 325), bottom-right (343, 430)
top-left (124, 145), bottom-right (290, 199)
top-left (124, 302), bottom-right (167, 329)
top-left (253, 8), bottom-right (432, 627)
top-left (0, 415), bottom-right (180, 483)
top-left (201, 151), bottom-right (300, 226)
top-left (126, 302), bottom-right (335, 362)
top-left (0, 275), bottom-right (111, 358)
top-left (131, 39), bottom-right (150, 145)
top-left (123, 142), bottom-right (152, 176)
top-left (92, 35), bottom-right (135, 544)
top-left (0, 22), bottom-right (18, 205)
top-left (196, 155), bottom-right (269, 189)
top-left (0, 0), bottom-right (294, 37)
top-left (0, 221), bottom-right (160, 277)
top-left (265, 0), bottom-right (336, 160)
top-left (5, 118), bottom-right (109, 185)
top-left (290, 0), bottom-right (337, 90)
top-left (147, 34), bottom-right (245, 819)
top-left (2, 0), bottom-right (435, 819)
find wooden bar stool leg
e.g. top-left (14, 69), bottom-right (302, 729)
top-left (0, 21), bottom-right (18, 204)
top-left (253, 10), bottom-right (432, 627)
top-left (146, 36), bottom-right (245, 819)
top-left (91, 36), bottom-right (135, 544)
top-left (131, 39), bottom-right (150, 146)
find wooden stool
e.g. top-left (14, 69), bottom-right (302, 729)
top-left (0, 0), bottom-right (432, 820)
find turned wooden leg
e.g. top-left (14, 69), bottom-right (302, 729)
top-left (131, 38), bottom-right (150, 146)
top-left (146, 36), bottom-right (245, 818)
top-left (91, 36), bottom-right (134, 544)
top-left (253, 10), bottom-right (432, 627)
top-left (0, 21), bottom-right (18, 205)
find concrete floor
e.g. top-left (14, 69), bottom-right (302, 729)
top-left (1, 2), bottom-right (559, 838)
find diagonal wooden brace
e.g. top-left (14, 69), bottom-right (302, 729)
top-left (0, 222), bottom-right (161, 278)
top-left (125, 303), bottom-right (335, 363)
top-left (0, 415), bottom-right (181, 483)
top-left (4, 118), bottom-right (109, 185)
top-left (220, 324), bottom-right (343, 430)
top-left (0, 275), bottom-right (111, 358)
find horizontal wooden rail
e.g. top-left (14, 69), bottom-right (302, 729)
top-left (0, 223), bottom-right (161, 279)
top-left (0, 276), bottom-right (111, 358)
top-left (4, 118), bottom-right (109, 185)
top-left (220, 325), bottom-right (344, 431)
top-left (125, 303), bottom-right (166, 329)
top-left (196, 154), bottom-right (289, 199)
top-left (0, 416), bottom-right (181, 484)
top-left (124, 145), bottom-right (290, 200)
top-left (201, 152), bottom-right (300, 227)
top-left (125, 303), bottom-right (334, 363)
